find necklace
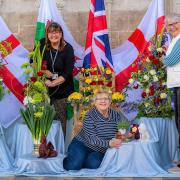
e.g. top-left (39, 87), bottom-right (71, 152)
top-left (50, 49), bottom-right (58, 73)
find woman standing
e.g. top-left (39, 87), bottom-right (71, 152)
top-left (43, 22), bottom-right (75, 137)
top-left (63, 90), bottom-right (123, 170)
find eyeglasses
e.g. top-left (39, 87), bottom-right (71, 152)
top-left (167, 22), bottom-right (179, 26)
top-left (48, 30), bottom-right (61, 34)
top-left (95, 98), bottom-right (110, 102)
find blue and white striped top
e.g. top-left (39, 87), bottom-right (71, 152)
top-left (75, 107), bottom-right (122, 153)
top-left (163, 39), bottom-right (180, 66)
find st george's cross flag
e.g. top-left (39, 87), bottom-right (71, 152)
top-left (83, 0), bottom-right (113, 70)
top-left (112, 0), bottom-right (165, 91)
top-left (0, 17), bottom-right (29, 128)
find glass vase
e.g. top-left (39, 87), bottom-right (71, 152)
top-left (32, 138), bottom-right (40, 157)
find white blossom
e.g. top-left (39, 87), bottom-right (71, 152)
top-left (160, 93), bottom-right (167, 99)
top-left (143, 75), bottom-right (149, 81)
top-left (23, 96), bottom-right (33, 105)
top-left (145, 88), bottom-right (150, 94)
top-left (150, 69), bottom-right (156, 75)
top-left (153, 76), bottom-right (158, 82)
top-left (128, 78), bottom-right (134, 84)
top-left (146, 57), bottom-right (150, 62)
top-left (145, 102), bottom-right (150, 107)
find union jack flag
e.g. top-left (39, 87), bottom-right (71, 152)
top-left (83, 0), bottom-right (113, 70)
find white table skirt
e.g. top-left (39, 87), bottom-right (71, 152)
top-left (10, 120), bottom-right (64, 159)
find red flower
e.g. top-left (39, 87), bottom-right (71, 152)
top-left (149, 86), bottom-right (155, 96)
top-left (141, 92), bottom-right (147, 98)
top-left (41, 65), bottom-right (47, 70)
top-left (30, 77), bottom-right (37, 82)
top-left (133, 84), bottom-right (139, 89)
top-left (37, 71), bottom-right (44, 76)
top-left (152, 59), bottom-right (160, 65)
top-left (42, 60), bottom-right (48, 65)
top-left (149, 55), bottom-right (155, 60)
top-left (154, 97), bottom-right (161, 104)
top-left (23, 83), bottom-right (29, 88)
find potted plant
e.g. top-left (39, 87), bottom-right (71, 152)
top-left (117, 120), bottom-right (130, 134)
top-left (20, 42), bottom-right (55, 156)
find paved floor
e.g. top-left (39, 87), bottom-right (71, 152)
top-left (1, 177), bottom-right (180, 180)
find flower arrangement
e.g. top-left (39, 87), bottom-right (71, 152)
top-left (0, 40), bottom-right (12, 101)
top-left (20, 42), bottom-right (55, 143)
top-left (67, 92), bottom-right (83, 104)
top-left (128, 32), bottom-right (173, 118)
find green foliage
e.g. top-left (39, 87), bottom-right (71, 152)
top-left (20, 103), bottom-right (55, 140)
top-left (117, 120), bottom-right (130, 130)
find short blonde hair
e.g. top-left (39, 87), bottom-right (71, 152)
top-left (92, 89), bottom-right (112, 103)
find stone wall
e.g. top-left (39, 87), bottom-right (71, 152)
top-left (0, 0), bottom-right (177, 50)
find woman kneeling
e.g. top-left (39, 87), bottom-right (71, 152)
top-left (63, 90), bottom-right (123, 170)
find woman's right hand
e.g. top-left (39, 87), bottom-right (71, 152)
top-left (109, 138), bottom-right (121, 148)
top-left (45, 70), bottom-right (53, 78)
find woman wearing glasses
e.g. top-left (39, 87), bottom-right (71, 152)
top-left (163, 14), bottom-right (180, 172)
top-left (43, 22), bottom-right (75, 137)
top-left (63, 90), bottom-right (124, 170)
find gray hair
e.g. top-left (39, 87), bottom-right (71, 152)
top-left (92, 90), bottom-right (112, 103)
top-left (165, 14), bottom-right (180, 25)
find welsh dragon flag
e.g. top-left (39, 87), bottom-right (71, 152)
top-left (0, 17), bottom-right (29, 128)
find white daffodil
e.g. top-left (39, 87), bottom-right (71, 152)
top-left (143, 75), bottom-right (149, 81)
top-left (160, 93), bottom-right (167, 99)
top-left (153, 76), bottom-right (158, 82)
top-left (128, 78), bottom-right (134, 84)
top-left (145, 88), bottom-right (150, 94)
top-left (150, 69), bottom-right (156, 75)
top-left (0, 78), bottom-right (3, 82)
top-left (23, 96), bottom-right (33, 105)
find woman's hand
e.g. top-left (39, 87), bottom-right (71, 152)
top-left (109, 138), bottom-right (121, 148)
top-left (45, 80), bottom-right (53, 87)
top-left (45, 76), bottom-right (65, 87)
top-left (45, 70), bottom-right (53, 78)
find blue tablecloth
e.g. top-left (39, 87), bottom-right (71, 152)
top-left (0, 117), bottom-right (179, 177)
top-left (10, 120), bottom-right (65, 158)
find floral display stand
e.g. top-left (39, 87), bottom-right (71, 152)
top-left (68, 67), bottom-right (125, 136)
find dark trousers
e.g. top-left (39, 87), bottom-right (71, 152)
top-left (51, 98), bottom-right (67, 137)
top-left (174, 87), bottom-right (180, 145)
top-left (63, 138), bottom-right (104, 170)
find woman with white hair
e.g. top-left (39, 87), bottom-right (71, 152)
top-left (63, 90), bottom-right (124, 170)
top-left (163, 14), bottom-right (180, 171)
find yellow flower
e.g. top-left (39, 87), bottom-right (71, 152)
top-left (132, 126), bottom-right (138, 133)
top-left (112, 92), bottom-right (125, 101)
top-left (85, 78), bottom-right (92, 84)
top-left (68, 92), bottom-right (82, 102)
top-left (101, 66), bottom-right (105, 72)
top-left (105, 68), bottom-right (112, 75)
top-left (34, 112), bottom-right (43, 119)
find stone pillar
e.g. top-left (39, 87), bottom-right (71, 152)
top-left (106, 0), bottom-right (113, 29)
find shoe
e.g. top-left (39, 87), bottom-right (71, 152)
top-left (168, 166), bottom-right (180, 173)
